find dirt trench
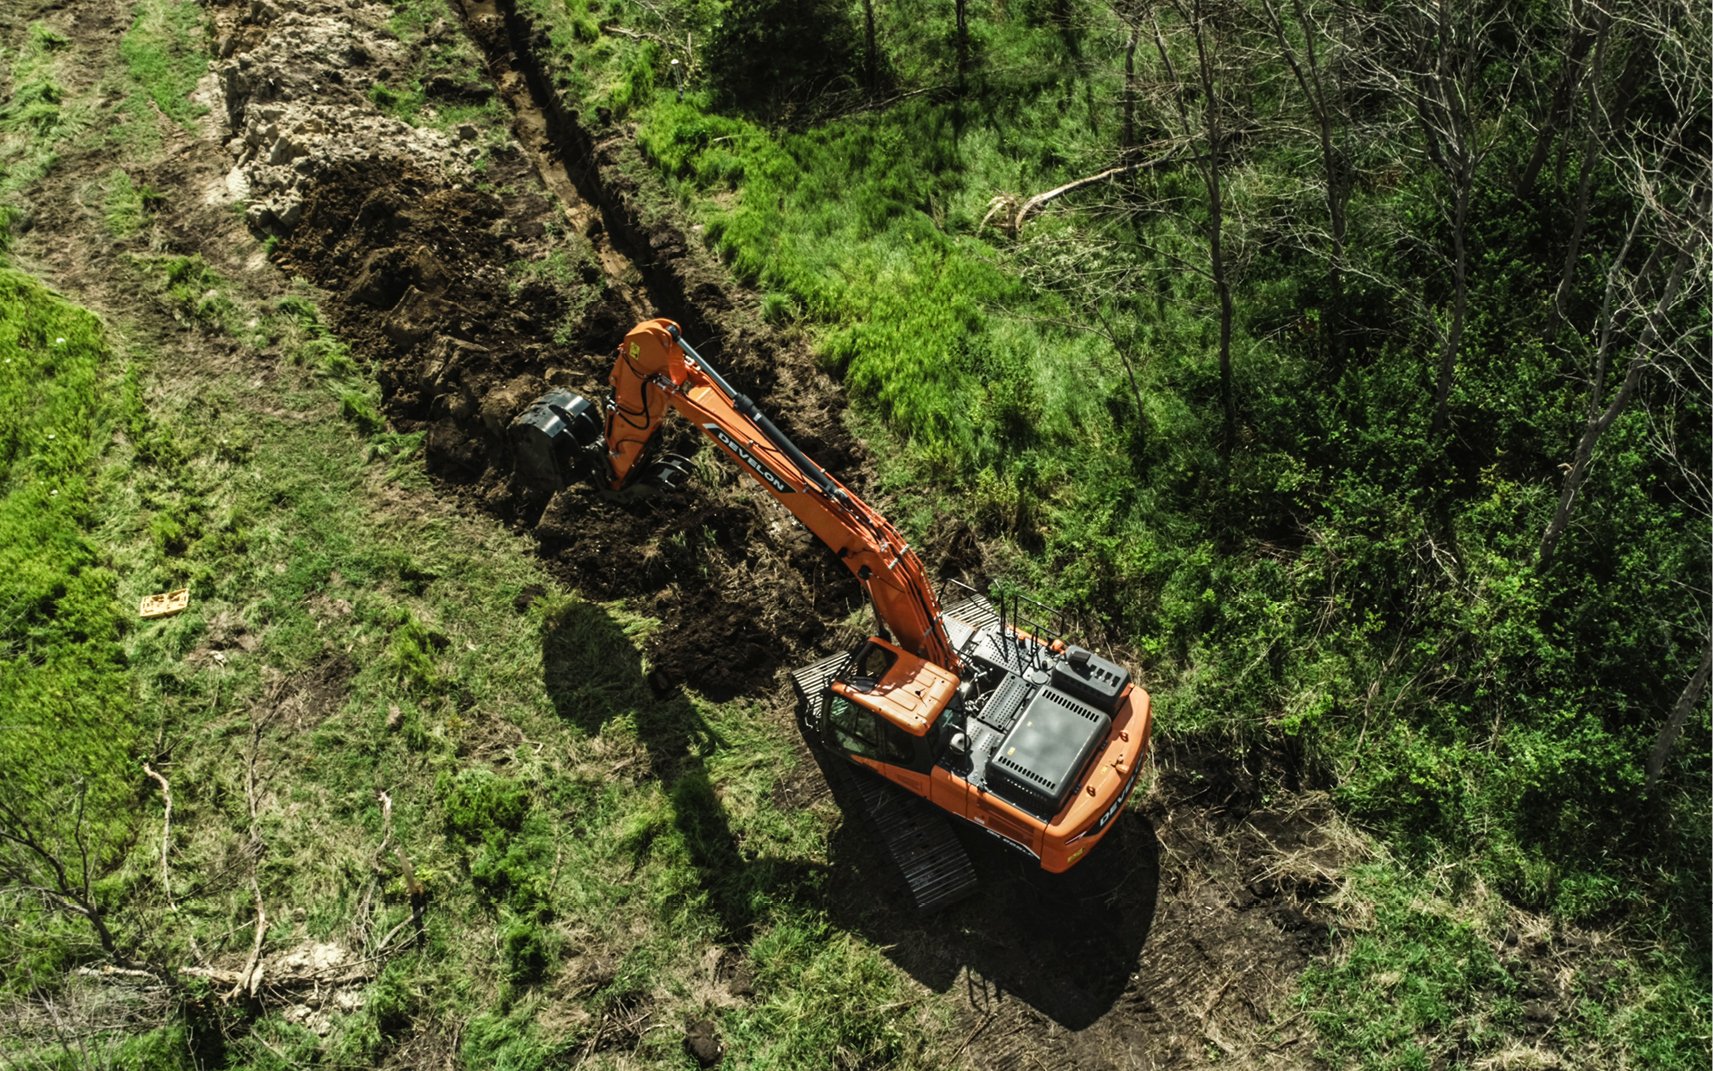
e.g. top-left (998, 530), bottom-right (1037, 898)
top-left (206, 0), bottom-right (876, 698)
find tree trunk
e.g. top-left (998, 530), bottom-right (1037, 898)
top-left (1428, 182), bottom-right (1468, 442)
top-left (955, 0), bottom-right (969, 94)
top-left (1276, 0), bottom-right (1347, 371)
top-left (1211, 187), bottom-right (1234, 451)
top-left (1544, 45), bottom-right (1645, 343)
top-left (1647, 636), bottom-right (1713, 791)
top-left (1544, 128), bottom-right (1600, 345)
top-left (1516, 1), bottom-right (1599, 196)
top-left (1191, 0), bottom-right (1234, 454)
top-left (1538, 246), bottom-right (1692, 570)
top-left (1122, 26), bottom-right (1138, 150)
top-left (863, 0), bottom-right (878, 92)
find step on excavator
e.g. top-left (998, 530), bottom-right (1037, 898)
top-left (511, 318), bottom-right (1154, 911)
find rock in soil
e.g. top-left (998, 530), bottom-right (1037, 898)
top-left (684, 1018), bottom-right (722, 1066)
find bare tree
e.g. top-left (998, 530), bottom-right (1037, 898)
top-left (1515, 0), bottom-right (1603, 197)
top-left (1142, 0), bottom-right (1240, 454)
top-left (1647, 633), bottom-right (1713, 792)
top-left (1122, 19), bottom-right (1139, 150)
top-left (1537, 234), bottom-right (1696, 571)
top-left (862, 0), bottom-right (879, 92)
top-left (1542, 10), bottom-right (1649, 344)
top-left (1363, 0), bottom-right (1520, 443)
top-left (1537, 0), bottom-right (1709, 571)
top-left (955, 0), bottom-right (969, 94)
top-left (1258, 0), bottom-right (1356, 370)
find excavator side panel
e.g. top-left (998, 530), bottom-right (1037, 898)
top-left (850, 755), bottom-right (932, 797)
top-left (927, 765), bottom-right (970, 817)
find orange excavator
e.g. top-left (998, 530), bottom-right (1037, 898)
top-left (511, 318), bottom-right (1153, 910)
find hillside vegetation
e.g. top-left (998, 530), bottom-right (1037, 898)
top-left (519, 0), bottom-right (1710, 1061)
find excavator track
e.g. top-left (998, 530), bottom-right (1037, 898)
top-left (787, 595), bottom-right (1005, 914)
top-left (846, 768), bottom-right (979, 913)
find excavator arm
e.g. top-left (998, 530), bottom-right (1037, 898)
top-left (512, 318), bottom-right (961, 673)
top-left (512, 316), bottom-right (1154, 899)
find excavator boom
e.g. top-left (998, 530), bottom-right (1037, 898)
top-left (509, 318), bottom-right (1153, 909)
top-left (519, 318), bottom-right (960, 671)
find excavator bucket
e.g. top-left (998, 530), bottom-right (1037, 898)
top-left (509, 389), bottom-right (694, 497)
top-left (509, 390), bottom-right (603, 490)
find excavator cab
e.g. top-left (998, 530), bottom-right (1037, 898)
top-left (820, 639), bottom-right (957, 774)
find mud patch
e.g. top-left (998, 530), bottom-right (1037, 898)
top-left (209, 0), bottom-right (870, 696)
top-left (266, 652), bottom-right (358, 731)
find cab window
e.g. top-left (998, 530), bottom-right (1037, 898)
top-left (828, 695), bottom-right (880, 758)
top-left (827, 695), bottom-right (918, 766)
top-left (843, 643), bottom-right (898, 690)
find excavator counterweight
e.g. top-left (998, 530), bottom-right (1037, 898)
top-left (511, 319), bottom-right (1154, 910)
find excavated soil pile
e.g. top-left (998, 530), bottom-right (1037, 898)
top-left (210, 0), bottom-right (866, 695)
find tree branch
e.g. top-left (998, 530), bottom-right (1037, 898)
top-left (1646, 634), bottom-right (1713, 792)
top-left (141, 763), bottom-right (176, 913)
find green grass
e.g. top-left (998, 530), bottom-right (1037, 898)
top-left (0, 268), bottom-right (143, 993)
top-left (118, 0), bottom-right (209, 126)
top-left (102, 168), bottom-right (160, 238)
top-left (0, 23), bottom-right (83, 247)
top-left (0, 4), bottom-right (944, 1064)
top-left (2, 0), bottom-right (1704, 1065)
top-left (133, 252), bottom-right (241, 333)
top-left (367, 0), bottom-right (510, 148)
top-left (1305, 863), bottom-right (1711, 1070)
top-left (725, 918), bottom-right (950, 1068)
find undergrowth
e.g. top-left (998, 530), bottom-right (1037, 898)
top-left (0, 268), bottom-right (142, 994)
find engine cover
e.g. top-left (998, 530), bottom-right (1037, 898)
top-left (987, 686), bottom-right (1111, 817)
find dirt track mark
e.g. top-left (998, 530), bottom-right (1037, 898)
top-left (454, 0), bottom-right (646, 319)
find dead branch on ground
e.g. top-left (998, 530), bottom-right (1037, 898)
top-left (0, 784), bottom-right (136, 969)
top-left (141, 762), bottom-right (176, 913)
top-left (980, 148), bottom-right (1182, 235)
top-left (230, 706), bottom-right (272, 1001)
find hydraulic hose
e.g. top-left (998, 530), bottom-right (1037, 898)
top-left (667, 325), bottom-right (843, 501)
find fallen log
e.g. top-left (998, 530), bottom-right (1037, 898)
top-left (980, 148), bottom-right (1183, 235)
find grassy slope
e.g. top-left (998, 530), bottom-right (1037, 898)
top-left (0, 4), bottom-right (950, 1068)
top-left (519, 0), bottom-right (1710, 1065)
top-left (0, 265), bottom-right (142, 994)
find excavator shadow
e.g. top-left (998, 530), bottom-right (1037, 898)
top-left (804, 737), bottom-right (1163, 1031)
top-left (540, 599), bottom-right (764, 941)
